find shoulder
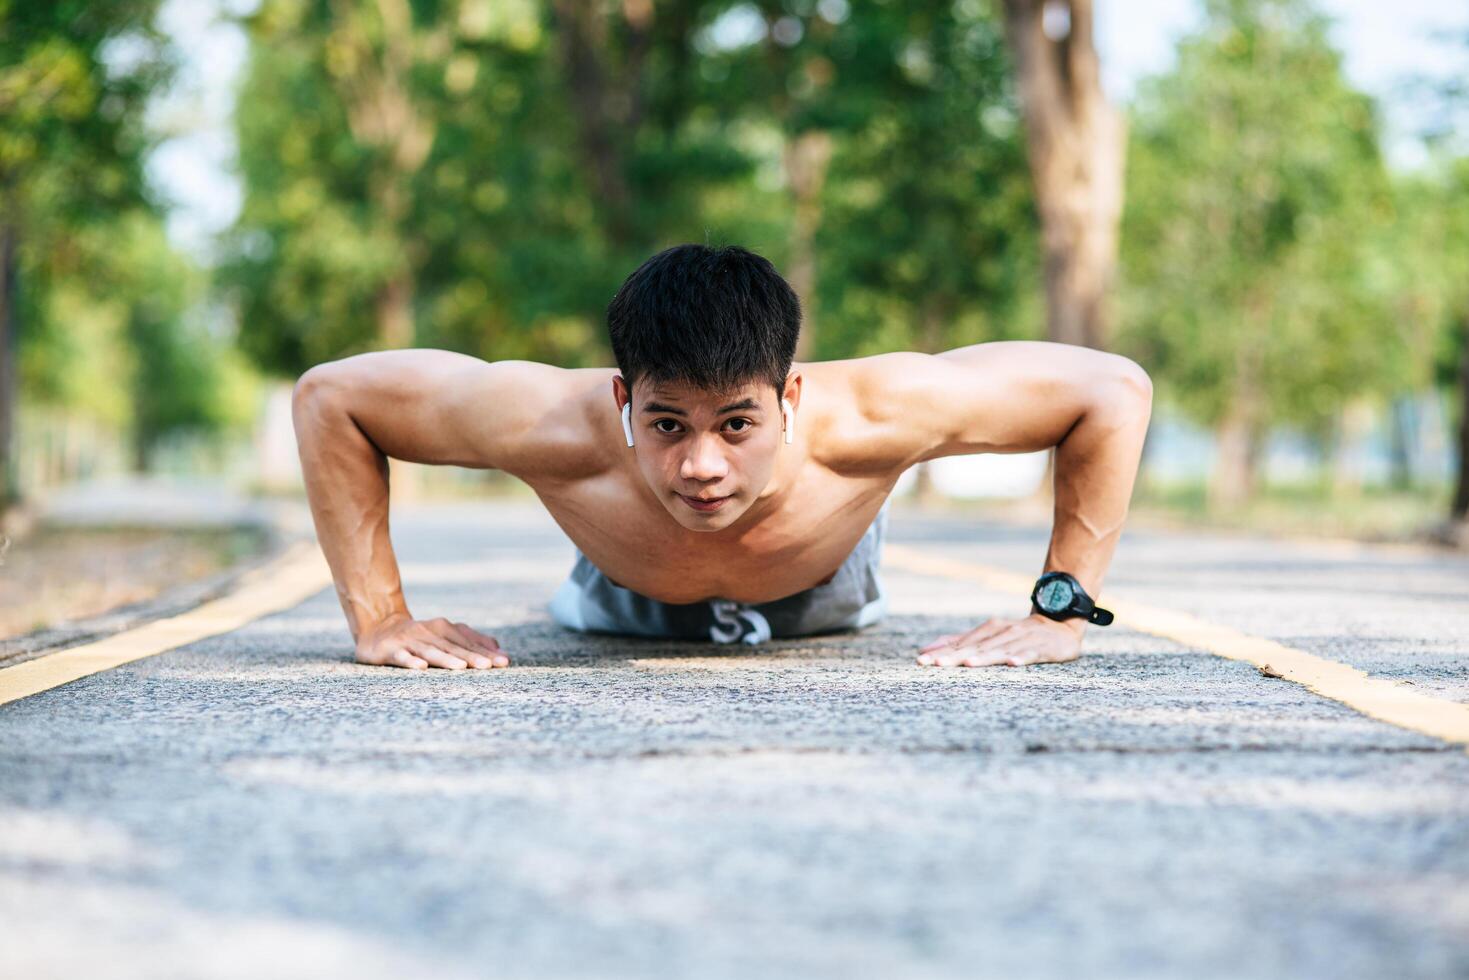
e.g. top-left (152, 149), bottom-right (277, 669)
top-left (798, 353), bottom-right (936, 477)
top-left (829, 343), bottom-right (1150, 464)
top-left (491, 364), bottom-right (624, 484)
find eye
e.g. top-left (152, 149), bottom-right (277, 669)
top-left (725, 418), bottom-right (753, 433)
top-left (653, 419), bottom-right (680, 434)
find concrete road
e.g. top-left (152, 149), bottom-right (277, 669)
top-left (2, 500), bottom-right (1467, 980)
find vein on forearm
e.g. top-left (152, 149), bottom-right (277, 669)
top-left (300, 397), bottom-right (409, 640)
top-left (1044, 388), bottom-right (1151, 599)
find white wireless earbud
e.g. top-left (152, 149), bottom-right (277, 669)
top-left (621, 402), bottom-right (635, 447)
top-left (781, 398), bottom-right (794, 445)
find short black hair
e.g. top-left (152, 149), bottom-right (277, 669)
top-left (607, 244), bottom-right (801, 400)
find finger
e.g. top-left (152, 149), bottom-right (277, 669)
top-left (960, 649), bottom-right (1021, 667)
top-left (458, 625), bottom-right (510, 667)
top-left (919, 619), bottom-right (1018, 655)
top-left (1009, 646), bottom-right (1081, 667)
top-left (917, 640), bottom-right (1008, 665)
top-left (970, 617), bottom-right (1020, 636)
top-left (954, 621), bottom-right (1021, 650)
top-left (456, 647), bottom-right (494, 669)
top-left (410, 642), bottom-right (467, 670)
top-left (967, 633), bottom-right (1033, 657)
top-left (409, 625), bottom-right (482, 664)
top-left (918, 633), bottom-right (961, 653)
top-left (436, 636), bottom-right (493, 669)
top-left (388, 649), bottom-right (427, 670)
top-left (449, 624), bottom-right (510, 667)
top-left (456, 624), bottom-right (503, 652)
top-left (924, 648), bottom-right (982, 667)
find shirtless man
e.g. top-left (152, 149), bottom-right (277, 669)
top-left (292, 244), bottom-right (1152, 671)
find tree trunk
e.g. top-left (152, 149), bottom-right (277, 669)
top-left (786, 130), bottom-right (832, 362)
top-left (132, 431), bottom-right (151, 474)
top-left (1210, 413), bottom-right (1251, 512)
top-left (1330, 398), bottom-right (1375, 501)
top-left (1000, 0), bottom-right (1125, 350)
top-left (328, 0), bottom-right (438, 350)
top-left (374, 271), bottom-right (414, 350)
top-left (1209, 372), bottom-right (1264, 512)
top-left (0, 221), bottom-right (17, 511)
top-left (1451, 319), bottom-right (1469, 523)
top-left (549, 0), bottom-right (653, 250)
top-left (910, 462), bottom-right (941, 509)
top-left (1386, 395), bottom-right (1417, 491)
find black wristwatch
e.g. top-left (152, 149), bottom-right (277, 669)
top-left (1030, 571), bottom-right (1114, 626)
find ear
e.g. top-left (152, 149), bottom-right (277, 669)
top-left (613, 376), bottom-right (635, 448)
top-left (781, 371), bottom-right (802, 411)
top-left (781, 372), bottom-right (801, 445)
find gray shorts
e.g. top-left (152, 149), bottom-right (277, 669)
top-left (548, 498), bottom-right (891, 645)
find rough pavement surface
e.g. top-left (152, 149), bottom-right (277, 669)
top-left (2, 500), bottom-right (1467, 980)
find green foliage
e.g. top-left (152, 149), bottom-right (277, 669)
top-left (809, 0), bottom-right (1039, 356)
top-left (0, 1), bottom-right (170, 219)
top-left (22, 211), bottom-right (255, 455)
top-left (223, 0), bottom-right (1038, 378)
top-left (1, 0), bottom-right (174, 386)
top-left (1118, 0), bottom-right (1400, 438)
top-left (2, 2), bottom-right (254, 473)
top-left (118, 215), bottom-right (256, 460)
top-left (224, 0), bottom-right (625, 372)
top-left (1375, 160), bottom-right (1469, 393)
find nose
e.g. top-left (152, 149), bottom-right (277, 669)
top-left (679, 432), bottom-right (729, 483)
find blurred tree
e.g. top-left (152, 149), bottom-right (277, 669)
top-left (1373, 168), bottom-right (1466, 495)
top-left (814, 0), bottom-right (1038, 359)
top-left (322, 0), bottom-right (444, 350)
top-left (226, 0), bottom-right (754, 376)
top-left (689, 0), bottom-right (1038, 501)
top-left (1414, 27), bottom-right (1469, 539)
top-left (739, 0), bottom-right (836, 361)
top-left (23, 211), bottom-right (254, 471)
top-left (225, 0), bottom-right (1037, 400)
top-left (225, 0), bottom-right (475, 367)
top-left (1118, 0), bottom-right (1397, 510)
top-left (0, 0), bottom-right (173, 506)
top-left (1000, 0), bottom-right (1124, 350)
top-left (676, 0), bottom-right (1037, 361)
top-left (113, 215), bottom-right (253, 470)
top-left (546, 0), bottom-right (655, 251)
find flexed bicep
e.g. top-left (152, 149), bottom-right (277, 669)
top-left (294, 350), bottom-right (595, 478)
top-left (855, 342), bottom-right (1150, 464)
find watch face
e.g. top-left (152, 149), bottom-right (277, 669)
top-left (1037, 579), bottom-right (1074, 612)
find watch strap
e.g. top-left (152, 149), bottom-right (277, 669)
top-left (1030, 572), bottom-right (1114, 626)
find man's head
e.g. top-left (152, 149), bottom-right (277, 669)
top-left (607, 244), bottom-right (803, 531)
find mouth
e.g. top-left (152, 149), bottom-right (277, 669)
top-left (678, 493), bottom-right (731, 513)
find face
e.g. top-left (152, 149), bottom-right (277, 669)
top-left (614, 373), bottom-right (799, 532)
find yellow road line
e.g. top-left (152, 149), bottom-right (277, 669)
top-left (0, 542), bottom-right (331, 707)
top-left (883, 543), bottom-right (1469, 749)
top-left (7, 535), bottom-right (1464, 751)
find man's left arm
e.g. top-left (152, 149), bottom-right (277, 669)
top-left (920, 355), bottom-right (1151, 666)
top-left (859, 342), bottom-right (1153, 667)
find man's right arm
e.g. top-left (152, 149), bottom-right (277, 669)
top-left (291, 349), bottom-right (575, 669)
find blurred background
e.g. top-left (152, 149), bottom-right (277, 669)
top-left (2, 0), bottom-right (1467, 638)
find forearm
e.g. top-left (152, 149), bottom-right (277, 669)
top-left (292, 369), bottom-right (410, 641)
top-left (1042, 379), bottom-right (1153, 635)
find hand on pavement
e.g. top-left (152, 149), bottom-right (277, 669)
top-left (356, 614), bottom-right (511, 670)
top-left (916, 613), bottom-right (1083, 667)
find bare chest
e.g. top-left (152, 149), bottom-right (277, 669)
top-left (532, 472), bottom-right (892, 604)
